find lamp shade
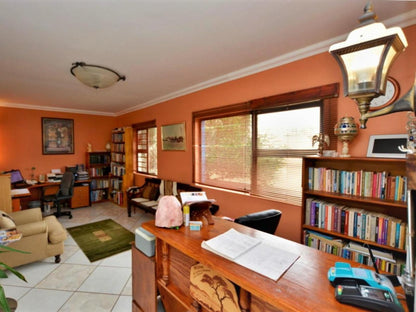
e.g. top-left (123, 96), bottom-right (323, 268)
top-left (330, 22), bottom-right (407, 99)
top-left (70, 62), bottom-right (126, 89)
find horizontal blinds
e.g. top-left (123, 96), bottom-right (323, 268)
top-left (196, 114), bottom-right (252, 192)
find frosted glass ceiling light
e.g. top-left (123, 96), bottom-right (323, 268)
top-left (329, 2), bottom-right (408, 128)
top-left (70, 62), bottom-right (126, 89)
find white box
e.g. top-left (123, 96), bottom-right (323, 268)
top-left (135, 227), bottom-right (155, 257)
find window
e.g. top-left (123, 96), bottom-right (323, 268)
top-left (193, 84), bottom-right (338, 205)
top-left (133, 120), bottom-right (158, 175)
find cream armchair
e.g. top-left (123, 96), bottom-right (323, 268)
top-left (0, 208), bottom-right (67, 268)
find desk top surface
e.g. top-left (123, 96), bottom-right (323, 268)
top-left (142, 218), bottom-right (408, 312)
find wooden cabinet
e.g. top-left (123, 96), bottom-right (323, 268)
top-left (71, 183), bottom-right (91, 208)
top-left (86, 152), bottom-right (111, 203)
top-left (302, 156), bottom-right (407, 275)
top-left (132, 245), bottom-right (157, 312)
top-left (0, 175), bottom-right (12, 213)
top-left (110, 127), bottom-right (133, 206)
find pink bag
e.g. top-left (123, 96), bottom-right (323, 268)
top-left (155, 195), bottom-right (183, 228)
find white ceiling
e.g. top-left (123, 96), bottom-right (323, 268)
top-left (1, 0), bottom-right (416, 116)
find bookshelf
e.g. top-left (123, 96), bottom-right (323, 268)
top-left (302, 156), bottom-right (408, 276)
top-left (110, 127), bottom-right (133, 206)
top-left (86, 151), bottom-right (111, 203)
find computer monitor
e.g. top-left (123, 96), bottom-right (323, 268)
top-left (3, 169), bottom-right (25, 185)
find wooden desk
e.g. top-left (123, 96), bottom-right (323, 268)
top-left (141, 219), bottom-right (408, 312)
top-left (12, 180), bottom-right (91, 210)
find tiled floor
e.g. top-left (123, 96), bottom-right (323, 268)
top-left (2, 201), bottom-right (156, 312)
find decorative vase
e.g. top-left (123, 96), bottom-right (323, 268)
top-left (105, 142), bottom-right (111, 151)
top-left (334, 116), bottom-right (358, 157)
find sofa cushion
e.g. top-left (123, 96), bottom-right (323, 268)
top-left (0, 210), bottom-right (16, 230)
top-left (148, 186), bottom-right (159, 201)
top-left (142, 185), bottom-right (153, 199)
top-left (44, 216), bottom-right (67, 244)
top-left (16, 221), bottom-right (47, 237)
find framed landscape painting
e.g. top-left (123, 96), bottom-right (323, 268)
top-left (161, 122), bottom-right (186, 151)
top-left (42, 117), bottom-right (74, 154)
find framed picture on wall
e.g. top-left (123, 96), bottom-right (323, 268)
top-left (161, 122), bottom-right (186, 151)
top-left (42, 117), bottom-right (74, 154)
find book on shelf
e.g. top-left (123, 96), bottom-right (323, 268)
top-left (304, 230), bottom-right (405, 275)
top-left (305, 197), bottom-right (407, 249)
top-left (308, 167), bottom-right (407, 202)
top-left (202, 228), bottom-right (299, 281)
top-left (304, 230), bottom-right (344, 256)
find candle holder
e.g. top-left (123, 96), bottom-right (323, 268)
top-left (334, 116), bottom-right (358, 157)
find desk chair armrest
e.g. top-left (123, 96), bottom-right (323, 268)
top-left (10, 208), bottom-right (43, 225)
top-left (16, 220), bottom-right (47, 237)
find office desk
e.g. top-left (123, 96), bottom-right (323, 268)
top-left (12, 180), bottom-right (91, 210)
top-left (140, 218), bottom-right (408, 312)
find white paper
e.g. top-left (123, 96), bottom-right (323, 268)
top-left (202, 228), bottom-right (261, 260)
top-left (235, 242), bottom-right (299, 281)
top-left (202, 228), bottom-right (300, 281)
top-left (10, 188), bottom-right (30, 196)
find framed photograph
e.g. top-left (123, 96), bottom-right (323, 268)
top-left (42, 117), bottom-right (74, 154)
top-left (367, 134), bottom-right (407, 158)
top-left (161, 122), bottom-right (186, 151)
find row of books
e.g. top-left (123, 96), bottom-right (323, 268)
top-left (110, 178), bottom-right (123, 191)
top-left (304, 231), bottom-right (405, 276)
top-left (305, 198), bottom-right (407, 249)
top-left (90, 178), bottom-right (109, 189)
top-left (308, 167), bottom-right (407, 202)
top-left (90, 190), bottom-right (108, 202)
top-left (111, 153), bottom-right (125, 163)
top-left (89, 167), bottom-right (110, 177)
top-left (111, 143), bottom-right (125, 153)
top-left (111, 191), bottom-right (124, 205)
top-left (111, 164), bottom-right (126, 177)
top-left (112, 132), bottom-right (125, 143)
top-left (88, 154), bottom-right (110, 164)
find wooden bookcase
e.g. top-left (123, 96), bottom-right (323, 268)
top-left (86, 151), bottom-right (111, 203)
top-left (301, 156), bottom-right (407, 275)
top-left (110, 127), bottom-right (133, 206)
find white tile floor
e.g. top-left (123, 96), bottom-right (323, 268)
top-left (2, 201), bottom-right (156, 312)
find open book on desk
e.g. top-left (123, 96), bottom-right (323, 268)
top-left (202, 228), bottom-right (300, 281)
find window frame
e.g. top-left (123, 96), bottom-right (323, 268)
top-left (193, 84), bottom-right (339, 203)
top-left (132, 120), bottom-right (158, 176)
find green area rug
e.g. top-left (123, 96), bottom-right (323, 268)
top-left (67, 219), bottom-right (134, 262)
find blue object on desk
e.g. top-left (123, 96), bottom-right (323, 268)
top-left (328, 262), bottom-right (396, 294)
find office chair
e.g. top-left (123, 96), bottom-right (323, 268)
top-left (42, 171), bottom-right (74, 219)
top-left (234, 209), bottom-right (281, 234)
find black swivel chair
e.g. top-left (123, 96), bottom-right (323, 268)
top-left (42, 171), bottom-right (74, 219)
top-left (234, 209), bottom-right (281, 234)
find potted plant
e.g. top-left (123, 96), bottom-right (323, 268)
top-left (0, 244), bottom-right (28, 312)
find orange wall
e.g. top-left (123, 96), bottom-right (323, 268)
top-left (118, 24), bottom-right (416, 243)
top-left (2, 25), bottom-right (416, 243)
top-left (0, 107), bottom-right (115, 179)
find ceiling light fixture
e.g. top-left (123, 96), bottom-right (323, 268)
top-left (70, 62), bottom-right (126, 89)
top-left (329, 2), bottom-right (408, 128)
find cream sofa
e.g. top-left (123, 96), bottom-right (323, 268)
top-left (0, 208), bottom-right (67, 268)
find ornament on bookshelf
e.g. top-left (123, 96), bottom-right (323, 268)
top-left (312, 133), bottom-right (330, 156)
top-left (105, 142), bottom-right (111, 151)
top-left (87, 143), bottom-right (92, 152)
top-left (334, 116), bottom-right (358, 157)
top-left (399, 112), bottom-right (416, 154)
